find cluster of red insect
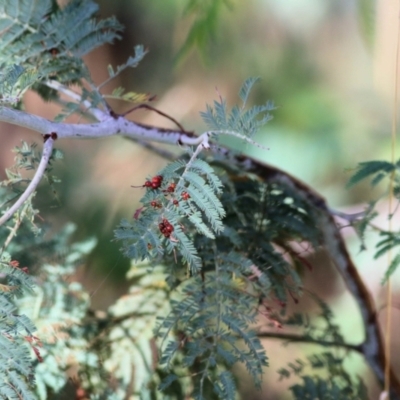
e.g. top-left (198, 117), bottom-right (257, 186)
top-left (132, 175), bottom-right (193, 240)
top-left (181, 191), bottom-right (190, 200)
top-left (159, 218), bottom-right (174, 238)
top-left (143, 175), bottom-right (163, 189)
top-left (166, 182), bottom-right (176, 193)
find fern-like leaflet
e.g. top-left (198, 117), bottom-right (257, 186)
top-left (0, 254), bottom-right (38, 400)
top-left (116, 152), bottom-right (225, 273)
top-left (347, 158), bottom-right (400, 282)
top-left (200, 77), bottom-right (275, 140)
top-left (0, 0), bottom-right (124, 106)
top-left (155, 252), bottom-right (269, 399)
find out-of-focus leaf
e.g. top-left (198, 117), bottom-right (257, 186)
top-left (175, 0), bottom-right (232, 63)
top-left (357, 0), bottom-right (376, 49)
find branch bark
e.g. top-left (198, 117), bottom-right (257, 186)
top-left (0, 106), bottom-right (199, 144)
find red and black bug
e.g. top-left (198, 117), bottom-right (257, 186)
top-left (150, 201), bottom-right (162, 208)
top-left (159, 218), bottom-right (174, 238)
top-left (43, 132), bottom-right (58, 142)
top-left (132, 175), bottom-right (163, 189)
top-left (166, 182), bottom-right (176, 193)
top-left (181, 191), bottom-right (190, 201)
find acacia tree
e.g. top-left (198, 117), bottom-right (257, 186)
top-left (0, 1), bottom-right (399, 399)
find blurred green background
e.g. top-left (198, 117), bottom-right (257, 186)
top-left (1, 0), bottom-right (400, 398)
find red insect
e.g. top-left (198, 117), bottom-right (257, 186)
top-left (181, 191), bottom-right (190, 201)
top-left (132, 175), bottom-right (163, 190)
top-left (150, 201), bottom-right (161, 208)
top-left (150, 175), bottom-right (163, 188)
top-left (159, 218), bottom-right (174, 238)
top-left (43, 132), bottom-right (58, 142)
top-left (166, 182), bottom-right (176, 193)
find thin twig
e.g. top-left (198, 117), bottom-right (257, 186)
top-left (45, 80), bottom-right (109, 121)
top-left (121, 103), bottom-right (188, 132)
top-left (0, 137), bottom-right (55, 226)
top-left (329, 208), bottom-right (366, 222)
top-left (257, 330), bottom-right (362, 353)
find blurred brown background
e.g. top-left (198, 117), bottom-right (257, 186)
top-left (1, 0), bottom-right (400, 398)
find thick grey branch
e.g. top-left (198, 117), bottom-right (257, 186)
top-left (0, 106), bottom-right (202, 146)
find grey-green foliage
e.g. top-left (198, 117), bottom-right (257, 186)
top-left (347, 159), bottom-right (400, 282)
top-left (278, 298), bottom-right (369, 399)
top-left (115, 156), bottom-right (226, 274)
top-left (0, 1), bottom-right (380, 399)
top-left (115, 152), bottom-right (322, 398)
top-left (16, 228), bottom-right (97, 400)
top-left (0, 138), bottom-right (97, 399)
top-left (0, 0), bottom-right (123, 103)
top-left (102, 263), bottom-right (185, 400)
top-left (201, 77), bottom-right (275, 139)
top-left (356, 0), bottom-right (376, 49)
top-left (155, 258), bottom-right (268, 399)
top-left (115, 78), bottom-right (275, 278)
top-left (280, 347), bottom-right (368, 400)
top-left (0, 140), bottom-right (63, 236)
top-left (290, 374), bottom-right (368, 400)
top-left (347, 159), bottom-right (397, 188)
top-left (0, 253), bottom-right (37, 400)
top-left (111, 75), bottom-right (332, 398)
top-left (0, 140), bottom-right (65, 400)
top-left (175, 0), bottom-right (232, 62)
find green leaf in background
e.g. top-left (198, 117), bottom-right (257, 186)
top-left (356, 0), bottom-right (376, 49)
top-left (175, 0), bottom-right (232, 63)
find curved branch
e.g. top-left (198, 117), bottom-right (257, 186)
top-left (0, 137), bottom-right (55, 226)
top-left (245, 160), bottom-right (400, 399)
top-left (121, 103), bottom-right (187, 132)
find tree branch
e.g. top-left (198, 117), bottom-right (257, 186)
top-left (244, 160), bottom-right (400, 399)
top-left (257, 330), bottom-right (362, 353)
top-left (0, 137), bottom-right (55, 226)
top-left (121, 103), bottom-right (187, 132)
top-left (0, 106), bottom-right (202, 145)
top-left (45, 80), bottom-right (108, 121)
